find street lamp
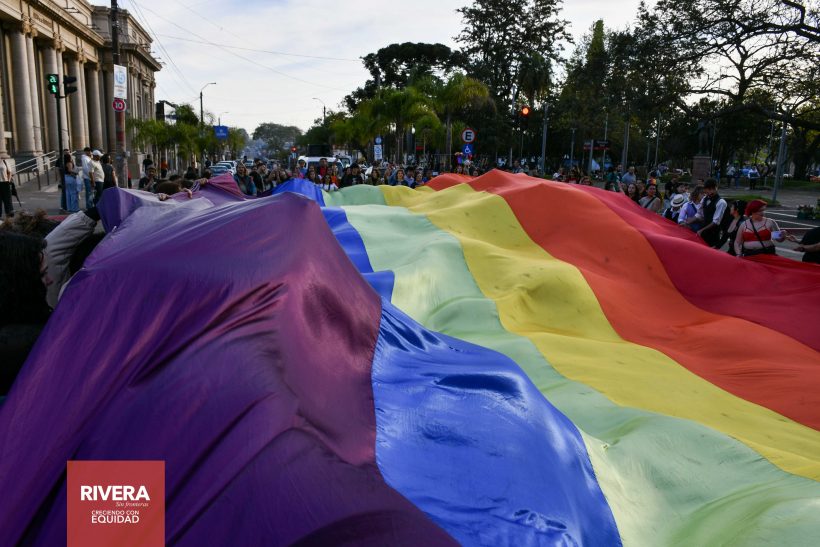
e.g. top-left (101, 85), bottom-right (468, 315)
top-left (312, 97), bottom-right (326, 124)
top-left (199, 82), bottom-right (216, 127)
top-left (218, 111), bottom-right (229, 126)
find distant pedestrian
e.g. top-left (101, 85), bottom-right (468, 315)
top-left (0, 159), bottom-right (13, 218)
top-left (64, 158), bottom-right (81, 213)
top-left (80, 147), bottom-right (93, 209)
top-left (142, 154), bottom-right (153, 177)
top-left (89, 150), bottom-right (105, 204)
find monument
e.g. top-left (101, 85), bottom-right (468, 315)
top-left (692, 120), bottom-right (712, 183)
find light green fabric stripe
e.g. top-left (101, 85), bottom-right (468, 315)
top-left (329, 186), bottom-right (820, 547)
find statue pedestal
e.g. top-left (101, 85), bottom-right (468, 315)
top-left (692, 155), bottom-right (712, 183)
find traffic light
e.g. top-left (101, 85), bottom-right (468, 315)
top-left (63, 75), bottom-right (78, 95)
top-left (46, 74), bottom-right (59, 95)
top-left (519, 105), bottom-right (531, 129)
top-left (290, 146), bottom-right (297, 153)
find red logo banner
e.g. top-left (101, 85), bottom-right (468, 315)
top-left (67, 460), bottom-right (164, 547)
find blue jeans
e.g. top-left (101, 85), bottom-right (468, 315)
top-left (84, 178), bottom-right (93, 209)
top-left (65, 175), bottom-right (80, 212)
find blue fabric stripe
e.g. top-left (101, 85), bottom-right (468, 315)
top-left (271, 178), bottom-right (326, 206)
top-left (321, 207), bottom-right (394, 301)
top-left (370, 300), bottom-right (621, 546)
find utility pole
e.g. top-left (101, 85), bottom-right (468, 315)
top-left (569, 128), bottom-right (576, 170)
top-left (540, 103), bottom-right (549, 175)
top-left (621, 106), bottom-right (630, 169)
top-left (600, 113), bottom-right (608, 177)
top-left (46, 74), bottom-right (67, 207)
top-left (773, 123), bottom-right (787, 203)
top-left (111, 0), bottom-right (127, 187)
top-left (653, 114), bottom-right (661, 169)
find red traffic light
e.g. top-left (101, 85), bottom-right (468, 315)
top-left (290, 146), bottom-right (297, 152)
top-left (521, 106), bottom-right (531, 117)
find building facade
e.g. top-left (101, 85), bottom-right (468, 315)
top-left (0, 0), bottom-right (160, 175)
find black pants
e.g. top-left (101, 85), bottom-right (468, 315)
top-left (0, 181), bottom-right (13, 217)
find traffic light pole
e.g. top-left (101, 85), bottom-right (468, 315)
top-left (55, 92), bottom-right (66, 208)
top-left (112, 0), bottom-right (127, 187)
top-left (540, 104), bottom-right (549, 176)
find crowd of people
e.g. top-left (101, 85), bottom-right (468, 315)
top-left (2, 155), bottom-right (819, 398)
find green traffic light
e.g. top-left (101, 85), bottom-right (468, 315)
top-left (46, 73), bottom-right (59, 95)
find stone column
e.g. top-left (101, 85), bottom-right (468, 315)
top-left (85, 64), bottom-right (103, 150)
top-left (78, 59), bottom-right (90, 146)
top-left (0, 27), bottom-right (9, 157)
top-left (9, 28), bottom-right (37, 156)
top-left (25, 34), bottom-right (44, 155)
top-left (42, 46), bottom-right (60, 154)
top-left (67, 57), bottom-right (87, 150)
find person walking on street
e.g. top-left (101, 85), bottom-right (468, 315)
top-left (89, 151), bottom-right (105, 204)
top-left (0, 159), bottom-right (14, 218)
top-left (64, 158), bottom-right (81, 213)
top-left (80, 148), bottom-right (94, 209)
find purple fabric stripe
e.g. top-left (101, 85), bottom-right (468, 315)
top-left (0, 191), bottom-right (453, 545)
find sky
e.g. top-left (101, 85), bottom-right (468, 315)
top-left (124, 0), bottom-right (653, 135)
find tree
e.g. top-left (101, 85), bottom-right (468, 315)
top-left (344, 43), bottom-right (464, 111)
top-left (371, 87), bottom-right (438, 162)
top-left (427, 74), bottom-right (491, 169)
top-left (252, 123), bottom-right (303, 157)
top-left (637, 0), bottom-right (820, 130)
top-left (456, 0), bottom-right (569, 104)
top-left (227, 128), bottom-right (249, 158)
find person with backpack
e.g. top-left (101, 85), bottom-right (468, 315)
top-left (697, 178), bottom-right (729, 248)
top-left (638, 184), bottom-right (662, 213)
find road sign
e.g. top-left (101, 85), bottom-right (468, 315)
top-left (112, 98), bottom-right (126, 112)
top-left (461, 128), bottom-right (477, 143)
top-left (583, 139), bottom-right (611, 151)
top-left (113, 64), bottom-right (127, 99)
top-left (375, 136), bottom-right (383, 145)
top-left (462, 143), bottom-right (473, 155)
top-left (373, 144), bottom-right (383, 161)
top-left (214, 125), bottom-right (229, 140)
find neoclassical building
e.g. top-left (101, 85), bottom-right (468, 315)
top-left (0, 0), bottom-right (160, 174)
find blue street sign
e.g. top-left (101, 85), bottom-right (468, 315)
top-left (214, 125), bottom-right (229, 140)
top-left (462, 143), bottom-right (473, 155)
top-left (375, 136), bottom-right (383, 145)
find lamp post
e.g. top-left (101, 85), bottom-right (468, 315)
top-left (199, 82), bottom-right (216, 170)
top-left (312, 97), bottom-right (326, 124)
top-left (218, 111), bottom-right (229, 126)
top-left (199, 82), bottom-right (216, 127)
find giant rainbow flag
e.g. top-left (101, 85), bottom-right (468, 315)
top-left (0, 170), bottom-right (818, 545)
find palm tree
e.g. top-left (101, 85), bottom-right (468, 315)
top-left (433, 74), bottom-right (490, 169)
top-left (517, 52), bottom-right (550, 109)
top-left (372, 87), bottom-right (437, 162)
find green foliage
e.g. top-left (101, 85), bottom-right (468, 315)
top-left (252, 123), bottom-right (302, 157)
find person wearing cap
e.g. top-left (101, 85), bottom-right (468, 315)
top-left (89, 150), bottom-right (106, 204)
top-left (340, 163), bottom-right (363, 188)
top-left (663, 193), bottom-right (686, 223)
top-left (733, 199), bottom-right (785, 257)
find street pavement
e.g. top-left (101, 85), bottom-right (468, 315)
top-left (11, 172), bottom-right (820, 261)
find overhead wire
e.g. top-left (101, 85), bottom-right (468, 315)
top-left (155, 33), bottom-right (361, 62)
top-left (132, 3), bottom-right (360, 93)
top-left (125, 0), bottom-right (199, 96)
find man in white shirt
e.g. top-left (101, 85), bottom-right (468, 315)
top-left (89, 150), bottom-right (105, 204)
top-left (0, 158), bottom-right (13, 217)
top-left (80, 147), bottom-right (93, 209)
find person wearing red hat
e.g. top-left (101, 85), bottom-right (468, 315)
top-left (733, 199), bottom-right (786, 257)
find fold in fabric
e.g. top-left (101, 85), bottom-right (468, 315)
top-left (0, 190), bottom-right (453, 545)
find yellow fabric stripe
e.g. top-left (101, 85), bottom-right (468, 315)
top-left (381, 183), bottom-right (820, 481)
